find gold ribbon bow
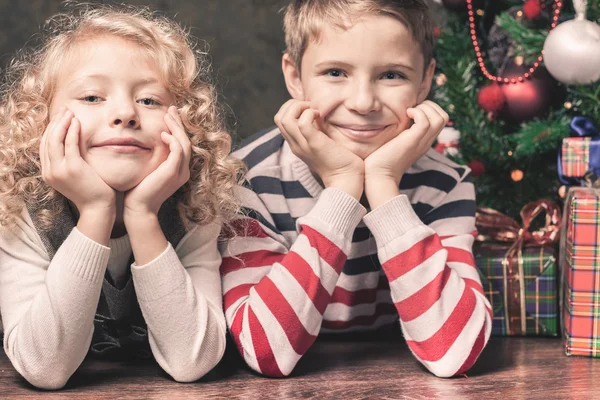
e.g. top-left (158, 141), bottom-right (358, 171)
top-left (475, 200), bottom-right (561, 335)
top-left (582, 170), bottom-right (600, 188)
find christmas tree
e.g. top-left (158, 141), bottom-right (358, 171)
top-left (432, 0), bottom-right (600, 219)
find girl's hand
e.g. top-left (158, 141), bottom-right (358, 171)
top-left (40, 107), bottom-right (116, 217)
top-left (275, 100), bottom-right (365, 200)
top-left (363, 101), bottom-right (449, 208)
top-left (123, 106), bottom-right (191, 221)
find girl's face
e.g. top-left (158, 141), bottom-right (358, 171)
top-left (50, 36), bottom-right (174, 192)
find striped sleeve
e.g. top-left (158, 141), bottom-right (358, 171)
top-left (220, 186), bottom-right (365, 377)
top-left (363, 172), bottom-right (492, 378)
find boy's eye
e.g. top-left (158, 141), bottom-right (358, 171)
top-left (325, 69), bottom-right (345, 78)
top-left (138, 98), bottom-right (161, 106)
top-left (381, 71), bottom-right (405, 80)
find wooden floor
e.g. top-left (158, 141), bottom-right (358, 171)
top-left (1, 329), bottom-right (598, 399)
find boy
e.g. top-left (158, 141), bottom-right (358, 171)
top-left (221, 0), bottom-right (492, 378)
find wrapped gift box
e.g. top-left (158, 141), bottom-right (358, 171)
top-left (560, 137), bottom-right (598, 179)
top-left (475, 200), bottom-right (561, 336)
top-left (561, 186), bottom-right (600, 357)
top-left (475, 244), bottom-right (558, 336)
top-left (558, 116), bottom-right (600, 185)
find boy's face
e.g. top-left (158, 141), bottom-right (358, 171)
top-left (283, 14), bottom-right (435, 159)
top-left (50, 36), bottom-right (173, 192)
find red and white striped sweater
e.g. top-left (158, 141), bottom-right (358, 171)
top-left (220, 127), bottom-right (492, 377)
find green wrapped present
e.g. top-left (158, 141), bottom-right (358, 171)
top-left (474, 200), bottom-right (561, 336)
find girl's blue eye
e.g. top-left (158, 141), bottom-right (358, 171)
top-left (138, 98), bottom-right (160, 106)
top-left (82, 95), bottom-right (101, 103)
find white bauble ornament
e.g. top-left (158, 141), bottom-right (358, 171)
top-left (543, 0), bottom-right (600, 84)
top-left (434, 126), bottom-right (461, 157)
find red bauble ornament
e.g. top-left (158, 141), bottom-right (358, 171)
top-left (498, 62), bottom-right (564, 124)
top-left (468, 160), bottom-right (485, 177)
top-left (523, 0), bottom-right (542, 20)
top-left (433, 26), bottom-right (442, 38)
top-left (478, 84), bottom-right (505, 113)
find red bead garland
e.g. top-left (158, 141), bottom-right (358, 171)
top-left (466, 0), bottom-right (563, 83)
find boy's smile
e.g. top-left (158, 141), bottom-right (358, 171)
top-left (284, 14), bottom-right (434, 159)
top-left (330, 123), bottom-right (392, 141)
top-left (50, 36), bottom-right (174, 192)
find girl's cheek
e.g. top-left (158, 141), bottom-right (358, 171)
top-left (157, 136), bottom-right (171, 161)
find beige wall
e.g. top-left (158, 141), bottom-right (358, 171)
top-left (0, 0), bottom-right (443, 142)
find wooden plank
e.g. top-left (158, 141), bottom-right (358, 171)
top-left (0, 334), bottom-right (598, 399)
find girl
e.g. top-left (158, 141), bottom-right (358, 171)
top-left (0, 4), bottom-right (243, 389)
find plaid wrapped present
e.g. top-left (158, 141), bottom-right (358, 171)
top-left (475, 200), bottom-right (561, 336)
top-left (560, 186), bottom-right (600, 357)
top-left (561, 137), bottom-right (595, 178)
top-left (558, 116), bottom-right (600, 185)
top-left (475, 245), bottom-right (558, 336)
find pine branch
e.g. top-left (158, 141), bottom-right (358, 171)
top-left (567, 84), bottom-right (600, 120)
top-left (495, 13), bottom-right (547, 63)
top-left (512, 114), bottom-right (571, 156)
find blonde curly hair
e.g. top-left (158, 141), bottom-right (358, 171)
top-left (0, 3), bottom-right (245, 230)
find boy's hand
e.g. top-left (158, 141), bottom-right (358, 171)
top-left (363, 101), bottom-right (448, 209)
top-left (40, 108), bottom-right (117, 240)
top-left (275, 100), bottom-right (364, 200)
top-left (123, 106), bottom-right (191, 222)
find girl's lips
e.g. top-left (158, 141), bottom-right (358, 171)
top-left (98, 145), bottom-right (149, 154)
top-left (93, 137), bottom-right (150, 154)
top-left (332, 124), bottom-right (390, 140)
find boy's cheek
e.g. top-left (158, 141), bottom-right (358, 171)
top-left (307, 86), bottom-right (344, 116)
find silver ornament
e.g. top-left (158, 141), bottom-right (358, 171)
top-left (543, 0), bottom-right (600, 85)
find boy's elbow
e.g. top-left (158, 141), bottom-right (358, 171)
top-left (250, 353), bottom-right (296, 378)
top-left (426, 363), bottom-right (458, 379)
top-left (259, 368), bottom-right (293, 378)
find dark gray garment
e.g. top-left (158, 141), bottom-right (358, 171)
top-left (27, 194), bottom-right (187, 360)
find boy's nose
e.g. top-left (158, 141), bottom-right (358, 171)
top-left (347, 83), bottom-right (381, 115)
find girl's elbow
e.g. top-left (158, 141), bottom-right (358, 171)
top-left (166, 338), bottom-right (227, 383)
top-left (167, 352), bottom-right (224, 383)
top-left (6, 345), bottom-right (79, 390)
top-left (22, 366), bottom-right (74, 390)
top-left (168, 366), bottom-right (210, 383)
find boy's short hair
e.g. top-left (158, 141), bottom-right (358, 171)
top-left (283, 0), bottom-right (434, 71)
